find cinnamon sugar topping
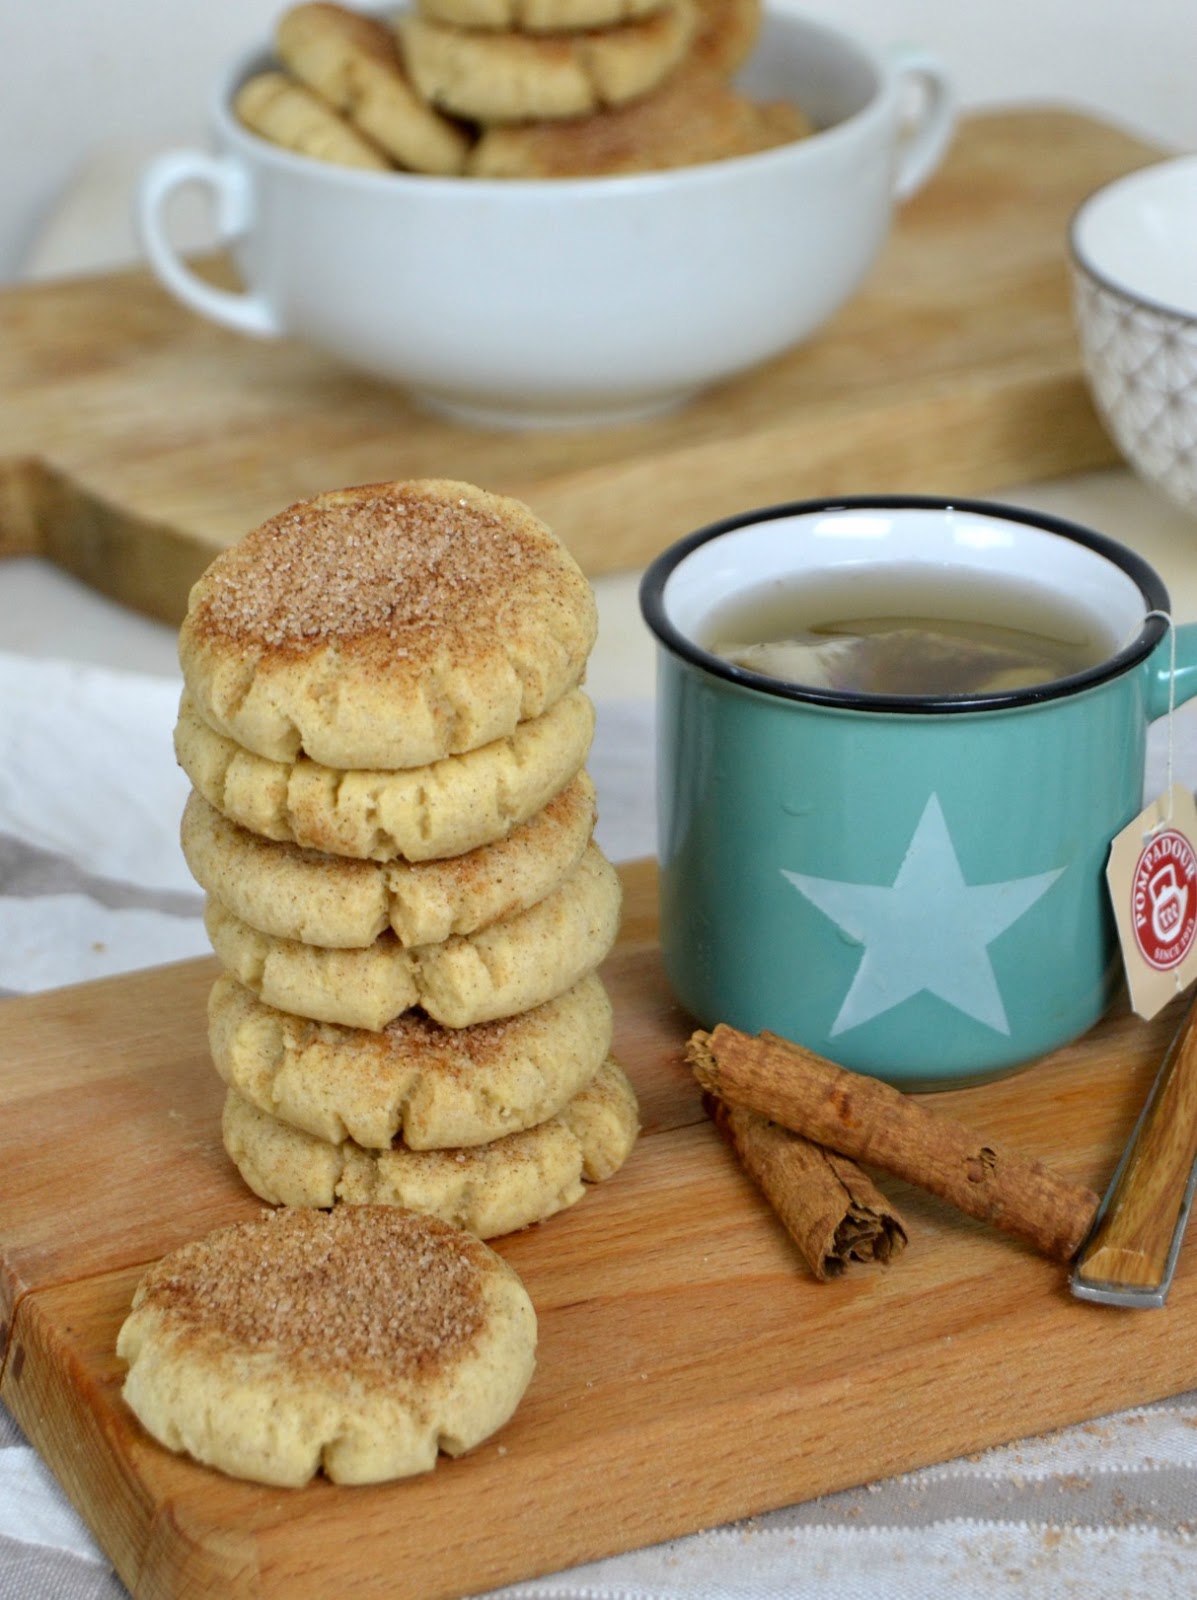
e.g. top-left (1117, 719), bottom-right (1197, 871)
top-left (195, 484), bottom-right (559, 649)
top-left (381, 1007), bottom-right (516, 1065)
top-left (140, 1207), bottom-right (487, 1375)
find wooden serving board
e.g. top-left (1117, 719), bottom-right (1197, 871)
top-left (0, 110), bottom-right (1161, 626)
top-left (3, 860), bottom-right (1197, 1600)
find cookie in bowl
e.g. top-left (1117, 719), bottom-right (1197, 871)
top-left (137, 7), bottom-right (953, 425)
top-left (419, 0), bottom-right (669, 30)
top-left (233, 69), bottom-right (391, 168)
top-left (468, 67), bottom-right (811, 177)
top-left (397, 0), bottom-right (697, 123)
top-left (276, 1), bottom-right (471, 172)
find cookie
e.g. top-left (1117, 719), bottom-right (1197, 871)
top-left (175, 688), bottom-right (594, 863)
top-left (417, 0), bottom-right (668, 34)
top-left (233, 70), bottom-right (391, 169)
top-left (689, 0), bottom-right (760, 76)
top-left (222, 1055), bottom-right (640, 1234)
top-left (180, 772), bottom-right (596, 950)
top-left (397, 1), bottom-right (696, 124)
top-left (178, 480), bottom-right (597, 770)
top-left (209, 968), bottom-right (613, 1149)
top-left (468, 70), bottom-right (811, 176)
top-left (204, 841), bottom-right (622, 1029)
top-left (116, 1206), bottom-right (536, 1486)
top-left (276, 2), bottom-right (471, 174)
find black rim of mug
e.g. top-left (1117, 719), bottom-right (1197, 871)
top-left (638, 493), bottom-right (1171, 715)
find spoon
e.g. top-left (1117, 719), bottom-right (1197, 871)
top-left (1072, 991), bottom-right (1197, 1308)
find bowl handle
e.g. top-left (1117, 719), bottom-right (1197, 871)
top-left (136, 150), bottom-right (282, 338)
top-left (888, 49), bottom-right (956, 203)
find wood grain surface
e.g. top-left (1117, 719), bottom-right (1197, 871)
top-left (3, 860), bottom-right (1197, 1600)
top-left (1074, 992), bottom-right (1197, 1294)
top-left (0, 110), bottom-right (1160, 625)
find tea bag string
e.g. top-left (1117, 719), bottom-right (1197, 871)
top-left (1144, 608), bottom-right (1176, 839)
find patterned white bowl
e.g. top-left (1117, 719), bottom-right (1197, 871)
top-left (1070, 154), bottom-right (1197, 515)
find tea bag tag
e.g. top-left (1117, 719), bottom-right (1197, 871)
top-left (1107, 784), bottom-right (1197, 1018)
top-left (1106, 613), bottom-right (1197, 1019)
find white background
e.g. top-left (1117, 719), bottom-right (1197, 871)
top-left (3, 0), bottom-right (1196, 282)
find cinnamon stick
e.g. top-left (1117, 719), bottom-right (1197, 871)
top-left (705, 1093), bottom-right (907, 1280)
top-left (688, 1025), bottom-right (1100, 1263)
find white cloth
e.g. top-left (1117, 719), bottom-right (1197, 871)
top-left (3, 651), bottom-right (1197, 1599)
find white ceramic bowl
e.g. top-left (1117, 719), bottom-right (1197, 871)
top-left (1071, 154), bottom-right (1197, 515)
top-left (137, 6), bottom-right (953, 430)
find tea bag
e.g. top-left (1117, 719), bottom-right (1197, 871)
top-left (715, 636), bottom-right (862, 690)
top-left (974, 664), bottom-right (1058, 692)
top-left (716, 628), bottom-right (1062, 696)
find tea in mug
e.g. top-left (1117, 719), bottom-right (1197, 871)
top-left (705, 565), bottom-right (1119, 696)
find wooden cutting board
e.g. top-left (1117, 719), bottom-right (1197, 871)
top-left (3, 859), bottom-right (1197, 1600)
top-left (0, 110), bottom-right (1161, 626)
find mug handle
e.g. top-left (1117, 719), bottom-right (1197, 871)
top-left (1148, 621), bottom-right (1197, 720)
top-left (888, 49), bottom-right (956, 203)
top-left (136, 150), bottom-right (282, 338)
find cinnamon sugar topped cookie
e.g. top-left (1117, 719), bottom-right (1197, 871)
top-left (276, 2), bottom-right (470, 174)
top-left (688, 0), bottom-right (760, 76)
top-left (419, 0), bottom-right (669, 32)
top-left (209, 968), bottom-right (613, 1148)
top-left (469, 69), bottom-right (810, 177)
top-left (116, 1205), bottom-right (537, 1485)
top-left (139, 1207), bottom-right (485, 1373)
top-left (203, 841), bottom-right (622, 1031)
top-left (397, 1), bottom-right (696, 124)
top-left (174, 687), bottom-right (594, 862)
top-left (179, 479), bottom-right (596, 769)
top-left (234, 70), bottom-right (391, 169)
top-left (221, 1054), bottom-right (640, 1234)
top-left (181, 771), bottom-right (597, 950)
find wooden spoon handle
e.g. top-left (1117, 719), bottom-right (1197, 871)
top-left (1073, 993), bottom-right (1197, 1304)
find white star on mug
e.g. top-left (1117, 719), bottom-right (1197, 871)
top-left (782, 794), bottom-right (1065, 1037)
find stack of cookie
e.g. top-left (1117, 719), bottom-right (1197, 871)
top-left (175, 478), bottom-right (639, 1239)
top-left (234, 0), bottom-right (810, 179)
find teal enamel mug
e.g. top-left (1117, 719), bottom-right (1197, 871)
top-left (639, 495), bottom-right (1197, 1089)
